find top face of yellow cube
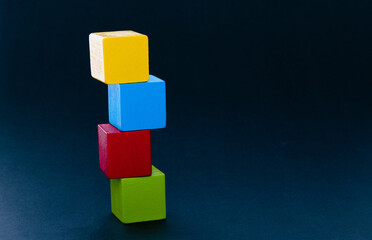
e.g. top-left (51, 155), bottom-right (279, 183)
top-left (89, 30), bottom-right (149, 84)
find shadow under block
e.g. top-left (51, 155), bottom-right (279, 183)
top-left (108, 75), bottom-right (166, 131)
top-left (111, 166), bottom-right (166, 224)
top-left (89, 30), bottom-right (149, 84)
top-left (98, 124), bottom-right (152, 179)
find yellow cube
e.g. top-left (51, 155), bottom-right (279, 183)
top-left (89, 30), bottom-right (149, 84)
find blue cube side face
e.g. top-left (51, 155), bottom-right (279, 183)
top-left (108, 85), bottom-right (122, 128)
top-left (108, 75), bottom-right (166, 131)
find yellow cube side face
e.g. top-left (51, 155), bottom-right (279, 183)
top-left (103, 34), bottom-right (149, 84)
top-left (89, 34), bottom-right (105, 82)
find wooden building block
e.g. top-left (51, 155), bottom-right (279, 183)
top-left (108, 75), bottom-right (166, 131)
top-left (111, 166), bottom-right (166, 224)
top-left (89, 30), bottom-right (149, 84)
top-left (98, 124), bottom-right (151, 179)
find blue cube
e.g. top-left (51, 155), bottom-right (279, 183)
top-left (108, 75), bottom-right (166, 131)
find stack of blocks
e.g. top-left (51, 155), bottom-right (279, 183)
top-left (89, 30), bottom-right (166, 224)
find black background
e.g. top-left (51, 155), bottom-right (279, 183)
top-left (0, 0), bottom-right (372, 239)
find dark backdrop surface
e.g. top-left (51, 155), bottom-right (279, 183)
top-left (0, 0), bottom-right (371, 239)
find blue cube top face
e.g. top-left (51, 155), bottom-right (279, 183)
top-left (108, 75), bottom-right (166, 131)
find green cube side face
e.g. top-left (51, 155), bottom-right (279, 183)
top-left (110, 166), bottom-right (166, 224)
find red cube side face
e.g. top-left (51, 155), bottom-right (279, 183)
top-left (98, 124), bottom-right (152, 179)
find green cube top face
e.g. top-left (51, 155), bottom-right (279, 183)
top-left (110, 166), bottom-right (166, 224)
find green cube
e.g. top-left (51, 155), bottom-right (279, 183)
top-left (110, 165), bottom-right (166, 224)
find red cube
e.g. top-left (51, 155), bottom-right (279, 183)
top-left (98, 124), bottom-right (152, 179)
